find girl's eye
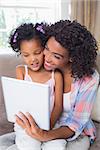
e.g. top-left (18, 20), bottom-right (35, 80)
top-left (35, 51), bottom-right (42, 55)
top-left (23, 55), bottom-right (29, 57)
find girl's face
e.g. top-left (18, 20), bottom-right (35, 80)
top-left (44, 37), bottom-right (70, 71)
top-left (20, 39), bottom-right (44, 71)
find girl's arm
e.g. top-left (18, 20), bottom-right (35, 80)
top-left (16, 66), bottom-right (24, 80)
top-left (50, 71), bottom-right (63, 129)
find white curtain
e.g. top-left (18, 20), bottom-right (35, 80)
top-left (71, 0), bottom-right (100, 51)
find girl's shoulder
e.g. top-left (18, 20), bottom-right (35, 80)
top-left (16, 65), bottom-right (26, 79)
top-left (54, 70), bottom-right (63, 82)
top-left (16, 64), bottom-right (25, 68)
top-left (16, 65), bottom-right (26, 72)
top-left (54, 70), bottom-right (62, 76)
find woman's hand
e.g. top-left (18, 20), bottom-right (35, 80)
top-left (15, 112), bottom-right (74, 142)
top-left (15, 112), bottom-right (47, 141)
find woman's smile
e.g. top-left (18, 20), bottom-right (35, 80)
top-left (44, 61), bottom-right (53, 70)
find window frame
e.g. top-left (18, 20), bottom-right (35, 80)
top-left (0, 0), bottom-right (71, 54)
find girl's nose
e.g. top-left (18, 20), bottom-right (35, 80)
top-left (31, 55), bottom-right (35, 62)
top-left (44, 52), bottom-right (52, 63)
top-left (44, 49), bottom-right (52, 62)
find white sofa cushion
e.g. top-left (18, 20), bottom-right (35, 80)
top-left (91, 85), bottom-right (100, 122)
top-left (91, 51), bottom-right (100, 122)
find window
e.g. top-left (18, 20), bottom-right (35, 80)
top-left (0, 0), bottom-right (71, 54)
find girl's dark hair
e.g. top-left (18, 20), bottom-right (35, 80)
top-left (9, 22), bottom-right (48, 54)
top-left (45, 20), bottom-right (98, 79)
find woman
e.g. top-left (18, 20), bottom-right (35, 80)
top-left (0, 20), bottom-right (99, 150)
top-left (15, 20), bottom-right (99, 150)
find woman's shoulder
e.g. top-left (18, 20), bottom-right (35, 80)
top-left (83, 70), bottom-right (99, 84)
top-left (92, 70), bottom-right (99, 80)
top-left (72, 70), bottom-right (99, 92)
top-left (74, 70), bottom-right (99, 83)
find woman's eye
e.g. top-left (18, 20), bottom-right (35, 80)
top-left (54, 55), bottom-right (61, 59)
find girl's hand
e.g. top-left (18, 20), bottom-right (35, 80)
top-left (15, 112), bottom-right (47, 141)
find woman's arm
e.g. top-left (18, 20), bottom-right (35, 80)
top-left (16, 71), bottom-right (99, 142)
top-left (60, 71), bottom-right (100, 141)
top-left (15, 112), bottom-right (74, 142)
top-left (50, 71), bottom-right (63, 129)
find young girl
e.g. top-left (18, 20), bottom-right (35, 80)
top-left (8, 23), bottom-right (63, 150)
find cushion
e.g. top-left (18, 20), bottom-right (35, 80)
top-left (91, 51), bottom-right (100, 122)
top-left (91, 85), bottom-right (100, 122)
top-left (96, 51), bottom-right (100, 73)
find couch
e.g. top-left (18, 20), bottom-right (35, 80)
top-left (0, 52), bottom-right (100, 150)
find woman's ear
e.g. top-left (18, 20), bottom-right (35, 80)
top-left (69, 58), bottom-right (72, 63)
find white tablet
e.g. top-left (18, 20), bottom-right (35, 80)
top-left (1, 76), bottom-right (50, 130)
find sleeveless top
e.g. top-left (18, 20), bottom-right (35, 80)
top-left (14, 65), bottom-right (55, 132)
top-left (24, 65), bottom-right (71, 118)
top-left (15, 65), bottom-right (71, 129)
top-left (24, 65), bottom-right (55, 113)
top-left (24, 65), bottom-right (71, 126)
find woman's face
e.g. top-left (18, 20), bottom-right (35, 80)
top-left (44, 37), bottom-right (70, 71)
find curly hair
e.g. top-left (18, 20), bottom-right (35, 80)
top-left (9, 22), bottom-right (48, 54)
top-left (45, 20), bottom-right (98, 79)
